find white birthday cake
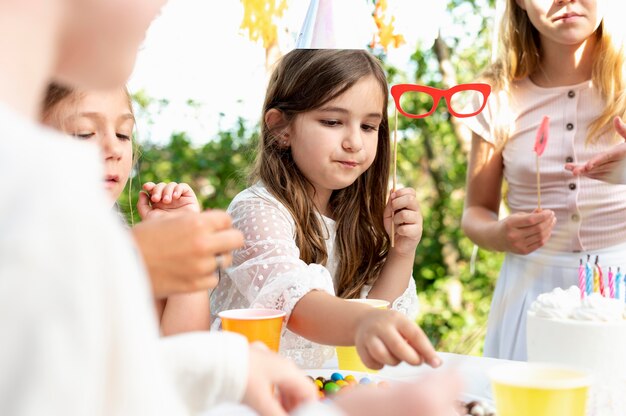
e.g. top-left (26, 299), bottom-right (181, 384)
top-left (527, 286), bottom-right (626, 415)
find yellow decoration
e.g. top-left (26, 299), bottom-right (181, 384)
top-left (371, 0), bottom-right (405, 51)
top-left (240, 0), bottom-right (288, 48)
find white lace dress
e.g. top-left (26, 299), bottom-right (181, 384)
top-left (210, 183), bottom-right (419, 368)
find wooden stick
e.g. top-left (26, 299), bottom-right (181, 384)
top-left (391, 108), bottom-right (398, 248)
top-left (536, 154), bottom-right (541, 210)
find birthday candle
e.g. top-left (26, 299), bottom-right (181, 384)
top-left (616, 267), bottom-right (622, 301)
top-left (585, 255), bottom-right (593, 296)
top-left (593, 263), bottom-right (600, 293)
top-left (596, 256), bottom-right (607, 296)
top-left (596, 256), bottom-right (605, 297)
top-left (619, 268), bottom-right (625, 303)
top-left (578, 259), bottom-right (585, 299)
top-left (608, 267), bottom-right (615, 299)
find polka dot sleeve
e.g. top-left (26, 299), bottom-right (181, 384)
top-left (212, 185), bottom-right (336, 324)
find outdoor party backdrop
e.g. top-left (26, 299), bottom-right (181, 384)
top-left (121, 0), bottom-right (501, 355)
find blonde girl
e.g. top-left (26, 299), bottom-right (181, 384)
top-left (462, 0), bottom-right (626, 360)
top-left (42, 84), bottom-right (210, 336)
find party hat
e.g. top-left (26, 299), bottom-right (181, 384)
top-left (296, 0), bottom-right (374, 49)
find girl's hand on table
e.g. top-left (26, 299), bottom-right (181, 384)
top-left (354, 308), bottom-right (441, 370)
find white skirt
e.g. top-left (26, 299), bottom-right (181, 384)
top-left (483, 241), bottom-right (626, 361)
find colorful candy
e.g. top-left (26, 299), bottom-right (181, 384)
top-left (307, 372), bottom-right (387, 398)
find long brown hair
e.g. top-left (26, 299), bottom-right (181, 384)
top-left (251, 49), bottom-right (391, 299)
top-left (485, 0), bottom-right (625, 144)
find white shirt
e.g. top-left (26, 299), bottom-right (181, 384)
top-left (0, 104), bottom-right (249, 415)
top-left (211, 183), bottom-right (419, 368)
top-left (0, 104), bottom-right (355, 416)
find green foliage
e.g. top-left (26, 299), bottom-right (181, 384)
top-left (124, 0), bottom-right (503, 356)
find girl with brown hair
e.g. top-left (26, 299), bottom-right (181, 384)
top-left (212, 49), bottom-right (440, 370)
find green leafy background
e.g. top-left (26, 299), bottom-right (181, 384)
top-left (120, 0), bottom-right (503, 355)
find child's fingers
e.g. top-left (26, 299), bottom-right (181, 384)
top-left (365, 336), bottom-right (401, 367)
top-left (377, 329), bottom-right (420, 366)
top-left (391, 195), bottom-right (420, 214)
top-left (161, 182), bottom-right (178, 203)
top-left (150, 182), bottom-right (168, 202)
top-left (142, 181), bottom-right (156, 192)
top-left (399, 320), bottom-right (441, 368)
top-left (356, 345), bottom-right (383, 371)
top-left (392, 209), bottom-right (421, 227)
top-left (136, 192), bottom-right (151, 219)
top-left (173, 183), bottom-right (193, 198)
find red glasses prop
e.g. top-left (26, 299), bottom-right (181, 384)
top-left (390, 83), bottom-right (491, 119)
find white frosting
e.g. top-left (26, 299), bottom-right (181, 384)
top-left (528, 286), bottom-right (581, 319)
top-left (571, 293), bottom-right (625, 322)
top-left (528, 286), bottom-right (626, 322)
top-left (527, 285), bottom-right (626, 416)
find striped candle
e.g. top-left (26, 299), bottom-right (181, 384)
top-left (616, 268), bottom-right (622, 301)
top-left (596, 256), bottom-right (605, 296)
top-left (608, 267), bottom-right (615, 299)
top-left (618, 268), bottom-right (624, 303)
top-left (578, 259), bottom-right (585, 299)
top-left (585, 255), bottom-right (593, 296)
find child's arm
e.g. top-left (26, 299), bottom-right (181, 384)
top-left (137, 181), bottom-right (201, 221)
top-left (136, 182), bottom-right (210, 336)
top-left (288, 290), bottom-right (440, 369)
top-left (159, 291), bottom-right (211, 336)
top-left (220, 192), bottom-right (440, 369)
top-left (367, 187), bottom-right (421, 303)
top-left (462, 133), bottom-right (556, 254)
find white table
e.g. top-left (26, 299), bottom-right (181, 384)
top-left (204, 352), bottom-right (512, 415)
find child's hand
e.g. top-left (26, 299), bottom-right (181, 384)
top-left (137, 181), bottom-right (201, 220)
top-left (243, 342), bottom-right (317, 416)
top-left (332, 370), bottom-right (462, 416)
top-left (384, 188), bottom-right (423, 256)
top-left (354, 308), bottom-right (441, 370)
top-left (565, 117), bottom-right (626, 184)
top-left (495, 209), bottom-right (556, 255)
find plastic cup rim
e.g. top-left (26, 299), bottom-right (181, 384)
top-left (218, 308), bottom-right (286, 320)
top-left (489, 362), bottom-right (594, 390)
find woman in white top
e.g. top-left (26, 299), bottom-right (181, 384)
top-left (212, 49), bottom-right (440, 370)
top-left (462, 0), bottom-right (626, 360)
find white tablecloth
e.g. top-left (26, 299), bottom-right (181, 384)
top-left (203, 352), bottom-right (512, 415)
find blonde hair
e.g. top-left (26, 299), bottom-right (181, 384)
top-left (251, 49), bottom-right (391, 299)
top-left (485, 0), bottom-right (626, 144)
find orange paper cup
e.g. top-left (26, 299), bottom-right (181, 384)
top-left (218, 308), bottom-right (286, 352)
top-left (336, 299), bottom-right (390, 373)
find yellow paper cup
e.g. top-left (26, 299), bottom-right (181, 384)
top-left (489, 362), bottom-right (592, 416)
top-left (336, 299), bottom-right (390, 373)
top-left (218, 308), bottom-right (286, 352)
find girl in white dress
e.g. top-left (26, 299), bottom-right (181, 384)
top-left (462, 0), bottom-right (626, 360)
top-left (212, 49), bottom-right (441, 370)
